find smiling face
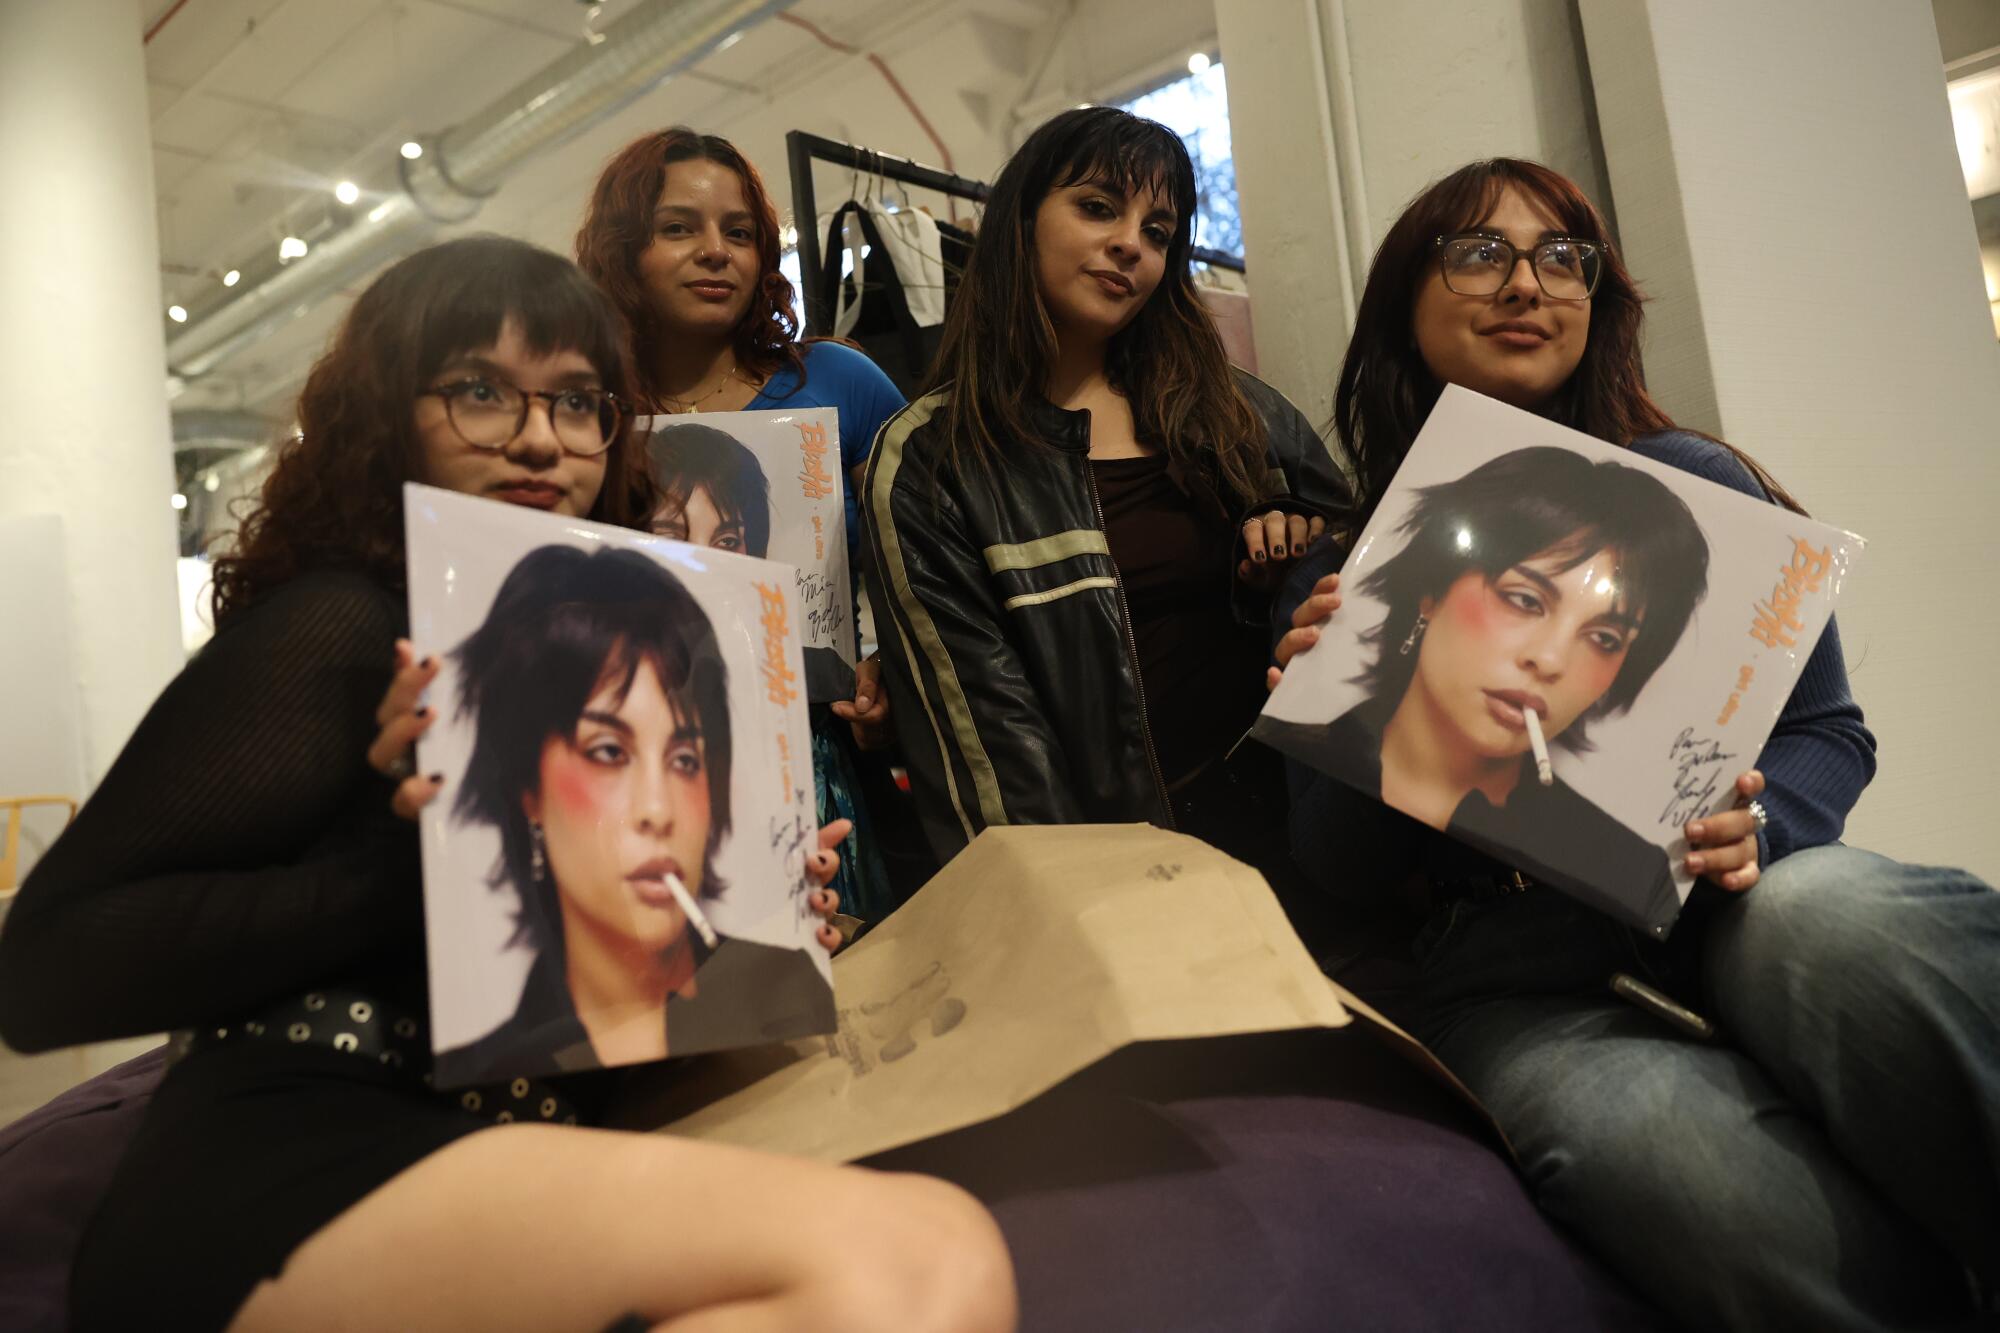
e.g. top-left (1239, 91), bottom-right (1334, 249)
top-left (523, 657), bottom-right (713, 960)
top-left (1411, 184), bottom-right (1590, 411)
top-left (636, 157), bottom-right (760, 340)
top-left (413, 320), bottom-right (609, 516)
top-left (1408, 545), bottom-right (1640, 762)
top-left (1031, 176), bottom-right (1174, 346)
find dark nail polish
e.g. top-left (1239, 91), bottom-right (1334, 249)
top-left (420, 656), bottom-right (436, 670)
top-left (1254, 551), bottom-right (1266, 562)
top-left (416, 705), bottom-right (433, 720)
top-left (1273, 545), bottom-right (1286, 557)
top-left (427, 772), bottom-right (445, 784)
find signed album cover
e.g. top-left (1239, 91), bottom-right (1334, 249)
top-left (1254, 386), bottom-right (1865, 936)
top-left (406, 483), bottom-right (835, 1088)
top-left (636, 407), bottom-right (856, 703)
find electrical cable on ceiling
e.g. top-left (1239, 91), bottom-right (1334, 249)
top-left (144, 0), bottom-right (192, 45)
top-left (776, 12), bottom-right (957, 176)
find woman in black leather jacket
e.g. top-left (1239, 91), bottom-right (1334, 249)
top-left (861, 107), bottom-right (1351, 897)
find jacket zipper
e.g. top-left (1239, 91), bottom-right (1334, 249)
top-left (1084, 458), bottom-right (1176, 830)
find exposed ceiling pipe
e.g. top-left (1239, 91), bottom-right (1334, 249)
top-left (166, 0), bottom-right (797, 379)
top-left (171, 409), bottom-right (277, 453)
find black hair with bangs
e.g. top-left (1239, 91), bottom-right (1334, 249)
top-left (920, 106), bottom-right (1271, 513)
top-left (646, 421), bottom-right (773, 557)
top-left (1357, 447), bottom-right (1710, 751)
top-left (451, 544), bottom-right (733, 955)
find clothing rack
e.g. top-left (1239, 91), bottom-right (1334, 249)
top-left (784, 129), bottom-right (1246, 336)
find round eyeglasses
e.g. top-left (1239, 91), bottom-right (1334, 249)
top-left (1433, 233), bottom-right (1603, 301)
top-left (420, 377), bottom-right (628, 458)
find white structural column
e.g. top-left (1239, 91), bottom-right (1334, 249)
top-left (0, 0), bottom-right (183, 792)
top-left (1216, 0), bottom-right (1612, 428)
top-left (1579, 0), bottom-right (2000, 881)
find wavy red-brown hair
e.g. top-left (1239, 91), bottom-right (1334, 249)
top-left (575, 128), bottom-right (801, 406)
top-left (210, 235), bottom-right (657, 626)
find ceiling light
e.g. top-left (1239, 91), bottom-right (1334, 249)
top-left (167, 304), bottom-right (188, 323)
top-left (367, 200), bottom-right (395, 223)
top-left (222, 269), bottom-right (240, 287)
top-left (170, 493), bottom-right (188, 511)
top-left (400, 141), bottom-right (423, 160)
top-left (1187, 51), bottom-right (1212, 75)
top-left (334, 180), bottom-right (360, 205)
top-left (278, 236), bottom-right (308, 261)
top-left (203, 473), bottom-right (221, 493)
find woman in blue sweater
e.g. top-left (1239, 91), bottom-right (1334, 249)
top-left (1272, 159), bottom-right (1998, 1331)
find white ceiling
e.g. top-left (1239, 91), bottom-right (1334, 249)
top-left (141, 0), bottom-right (1218, 423)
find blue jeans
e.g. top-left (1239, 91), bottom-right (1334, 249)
top-left (1356, 846), bottom-right (2000, 1332)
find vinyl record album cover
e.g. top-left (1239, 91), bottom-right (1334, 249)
top-left (1255, 387), bottom-right (1865, 936)
top-left (637, 407), bottom-right (856, 702)
top-left (406, 483), bottom-right (835, 1087)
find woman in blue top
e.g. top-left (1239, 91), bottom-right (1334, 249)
top-left (574, 127), bottom-right (909, 919)
top-left (1270, 158), bottom-right (2000, 1331)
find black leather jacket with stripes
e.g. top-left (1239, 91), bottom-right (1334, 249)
top-left (861, 369), bottom-right (1354, 865)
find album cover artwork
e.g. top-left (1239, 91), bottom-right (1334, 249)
top-left (1256, 386), bottom-right (1865, 936)
top-left (406, 483), bottom-right (835, 1087)
top-left (637, 407), bottom-right (856, 702)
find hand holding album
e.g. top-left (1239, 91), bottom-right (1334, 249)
top-left (1255, 387), bottom-right (1864, 936)
top-left (405, 484), bottom-right (837, 1087)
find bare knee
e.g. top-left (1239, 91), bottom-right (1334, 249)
top-left (817, 1173), bottom-right (1016, 1333)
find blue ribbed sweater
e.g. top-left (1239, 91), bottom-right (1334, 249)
top-left (1278, 429), bottom-right (1877, 902)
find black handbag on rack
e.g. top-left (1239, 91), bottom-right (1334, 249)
top-left (815, 201), bottom-right (945, 398)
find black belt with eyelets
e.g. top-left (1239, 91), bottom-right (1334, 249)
top-left (168, 987), bottom-right (582, 1126)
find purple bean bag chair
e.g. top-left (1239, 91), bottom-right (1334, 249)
top-left (867, 1029), bottom-right (1672, 1332)
top-left (2, 1031), bottom-right (1667, 1331)
top-left (0, 1045), bottom-right (166, 1333)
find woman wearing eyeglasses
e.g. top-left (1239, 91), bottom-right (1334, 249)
top-left (1269, 159), bottom-right (2000, 1331)
top-left (0, 236), bottom-right (1015, 1333)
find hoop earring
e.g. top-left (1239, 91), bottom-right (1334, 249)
top-left (1399, 616), bottom-right (1428, 656)
top-left (529, 822), bottom-right (547, 885)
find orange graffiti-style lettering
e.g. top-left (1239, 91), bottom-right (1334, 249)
top-left (797, 421), bottom-right (835, 501)
top-left (756, 581), bottom-right (799, 707)
top-left (1749, 538), bottom-right (1834, 650)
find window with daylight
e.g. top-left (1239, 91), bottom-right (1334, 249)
top-left (1119, 59), bottom-right (1241, 262)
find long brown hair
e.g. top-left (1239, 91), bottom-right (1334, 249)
top-left (923, 107), bottom-right (1267, 514)
top-left (210, 236), bottom-right (656, 625)
top-left (1335, 157), bottom-right (1802, 527)
top-left (575, 128), bottom-right (800, 406)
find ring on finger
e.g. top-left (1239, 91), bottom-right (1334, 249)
top-left (383, 753), bottom-right (416, 782)
top-left (1745, 798), bottom-right (1768, 834)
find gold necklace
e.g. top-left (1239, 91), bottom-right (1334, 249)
top-left (659, 363), bottom-right (753, 414)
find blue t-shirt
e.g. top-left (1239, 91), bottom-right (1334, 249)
top-left (749, 341), bottom-right (907, 555)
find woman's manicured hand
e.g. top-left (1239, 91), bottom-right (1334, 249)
top-left (1238, 510), bottom-right (1328, 588)
top-left (830, 655), bottom-right (893, 750)
top-left (1684, 770), bottom-right (1765, 891)
top-left (1264, 573), bottom-right (1342, 692)
top-left (370, 639), bottom-right (445, 820)
top-left (807, 818), bottom-right (851, 953)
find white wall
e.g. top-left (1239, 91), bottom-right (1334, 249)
top-left (1580, 0), bottom-right (2000, 880)
top-left (0, 516), bottom-right (88, 885)
top-left (1219, 0), bottom-right (1611, 426)
top-left (0, 0), bottom-right (184, 794)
